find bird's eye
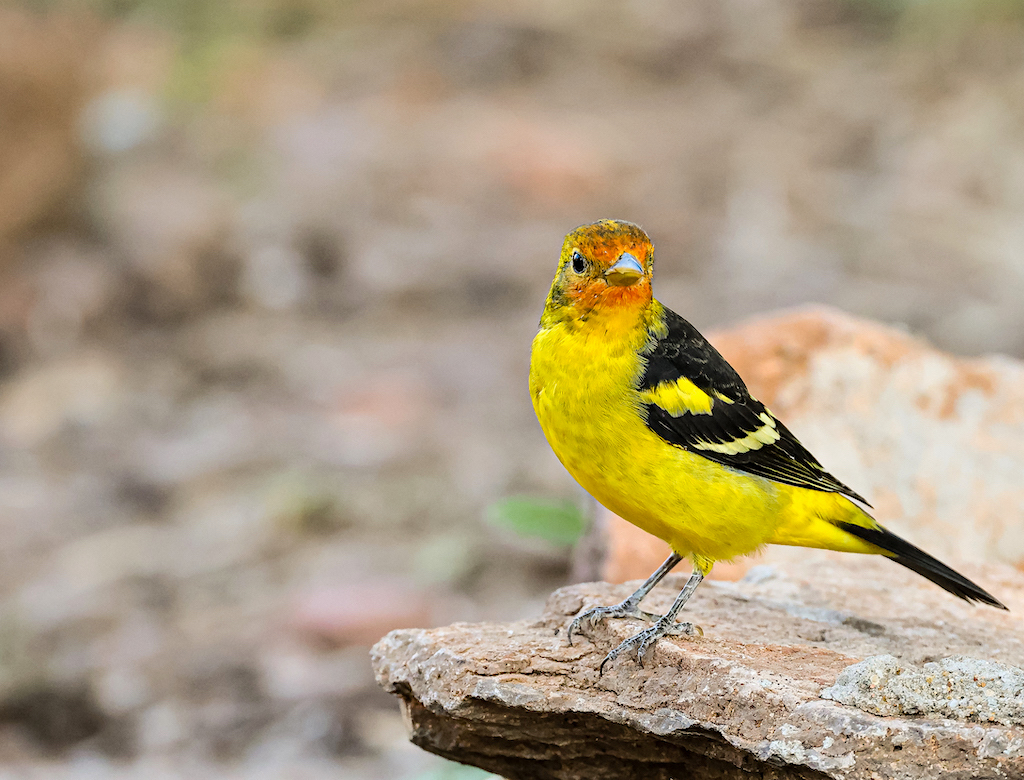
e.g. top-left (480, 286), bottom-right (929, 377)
top-left (571, 251), bottom-right (586, 274)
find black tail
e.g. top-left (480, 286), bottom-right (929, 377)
top-left (836, 522), bottom-right (1007, 610)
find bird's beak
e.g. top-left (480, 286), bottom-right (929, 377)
top-left (604, 253), bottom-right (645, 287)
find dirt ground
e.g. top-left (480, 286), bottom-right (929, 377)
top-left (2, 1), bottom-right (1024, 778)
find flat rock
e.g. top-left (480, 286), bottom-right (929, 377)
top-left (373, 556), bottom-right (1024, 779)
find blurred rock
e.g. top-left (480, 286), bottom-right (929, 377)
top-left (80, 89), bottom-right (162, 155)
top-left (0, 684), bottom-right (108, 755)
top-left (24, 240), bottom-right (118, 356)
top-left (137, 700), bottom-right (187, 753)
top-left (95, 666), bottom-right (152, 717)
top-left (134, 396), bottom-right (267, 485)
top-left (291, 580), bottom-right (434, 649)
top-left (437, 21), bottom-right (557, 89)
top-left (604, 306), bottom-right (1024, 584)
top-left (326, 376), bottom-right (433, 468)
top-left (0, 9), bottom-right (95, 253)
top-left (260, 644), bottom-right (374, 701)
top-left (374, 555), bottom-right (1024, 779)
top-left (482, 112), bottom-right (612, 206)
top-left (180, 662), bottom-right (272, 760)
top-left (94, 162), bottom-right (236, 321)
top-left (213, 49), bottom-right (326, 128)
top-left (0, 351), bottom-right (124, 449)
top-left (240, 245), bottom-right (309, 311)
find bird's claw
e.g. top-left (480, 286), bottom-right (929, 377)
top-left (598, 619), bottom-right (703, 675)
top-left (566, 600), bottom-right (660, 645)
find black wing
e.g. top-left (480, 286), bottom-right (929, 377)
top-left (638, 307), bottom-right (868, 505)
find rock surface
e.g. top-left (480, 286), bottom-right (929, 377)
top-left (373, 556), bottom-right (1024, 779)
top-left (604, 306), bottom-right (1024, 585)
top-left (821, 655), bottom-right (1024, 727)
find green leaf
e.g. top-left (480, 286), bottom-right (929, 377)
top-left (486, 497), bottom-right (588, 546)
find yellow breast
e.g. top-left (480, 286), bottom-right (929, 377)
top-left (529, 304), bottom-right (793, 561)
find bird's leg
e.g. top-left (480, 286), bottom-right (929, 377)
top-left (567, 553), bottom-right (682, 645)
top-left (599, 564), bottom-right (706, 675)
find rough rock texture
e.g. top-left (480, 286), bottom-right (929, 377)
top-left (822, 655), bottom-right (1024, 726)
top-left (373, 556), bottom-right (1024, 779)
top-left (604, 306), bottom-right (1024, 585)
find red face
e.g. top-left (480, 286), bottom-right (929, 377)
top-left (555, 220), bottom-right (654, 314)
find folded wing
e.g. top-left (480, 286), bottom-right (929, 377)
top-left (639, 308), bottom-right (868, 505)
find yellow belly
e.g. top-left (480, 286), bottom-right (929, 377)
top-left (529, 316), bottom-right (876, 562)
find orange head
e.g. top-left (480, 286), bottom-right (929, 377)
top-left (542, 219), bottom-right (654, 324)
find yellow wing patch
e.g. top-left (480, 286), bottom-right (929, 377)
top-left (640, 378), bottom-right (714, 416)
top-left (640, 378), bottom-right (781, 454)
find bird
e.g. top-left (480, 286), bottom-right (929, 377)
top-left (529, 219), bottom-right (1006, 674)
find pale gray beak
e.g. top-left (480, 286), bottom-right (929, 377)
top-left (604, 253), bottom-right (644, 287)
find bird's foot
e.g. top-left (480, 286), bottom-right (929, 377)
top-left (566, 599), bottom-right (661, 646)
top-left (598, 618), bottom-right (703, 675)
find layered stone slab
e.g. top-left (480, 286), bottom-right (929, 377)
top-left (373, 556), bottom-right (1024, 779)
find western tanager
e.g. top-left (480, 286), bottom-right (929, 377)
top-left (530, 219), bottom-right (1006, 673)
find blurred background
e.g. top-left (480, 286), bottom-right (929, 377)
top-left (2, 0), bottom-right (1024, 777)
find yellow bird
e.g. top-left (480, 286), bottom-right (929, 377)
top-left (530, 219), bottom-right (1006, 672)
